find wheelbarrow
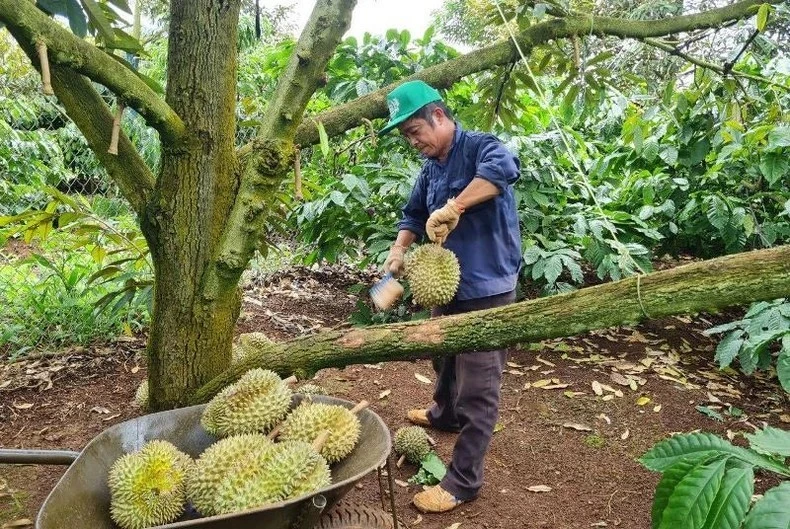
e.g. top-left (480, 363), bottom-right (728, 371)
top-left (0, 395), bottom-right (399, 529)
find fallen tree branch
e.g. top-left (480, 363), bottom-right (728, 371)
top-left (191, 245), bottom-right (790, 403)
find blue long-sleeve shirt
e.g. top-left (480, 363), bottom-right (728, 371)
top-left (398, 125), bottom-right (522, 301)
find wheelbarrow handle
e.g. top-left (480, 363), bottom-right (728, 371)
top-left (0, 448), bottom-right (80, 465)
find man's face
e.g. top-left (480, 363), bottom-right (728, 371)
top-left (398, 109), bottom-right (452, 160)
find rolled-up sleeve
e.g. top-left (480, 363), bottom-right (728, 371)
top-left (397, 168), bottom-right (429, 237)
top-left (475, 135), bottom-right (520, 192)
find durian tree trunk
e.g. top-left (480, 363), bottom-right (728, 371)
top-left (191, 245), bottom-right (790, 403)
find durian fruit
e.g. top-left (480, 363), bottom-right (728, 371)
top-left (187, 434), bottom-right (274, 517)
top-left (211, 440), bottom-right (331, 515)
top-left (134, 380), bottom-right (149, 411)
top-left (297, 383), bottom-right (326, 399)
top-left (201, 368), bottom-right (292, 437)
top-left (278, 402), bottom-right (361, 463)
top-left (108, 440), bottom-right (193, 529)
top-left (404, 244), bottom-right (460, 307)
top-left (393, 426), bottom-right (431, 465)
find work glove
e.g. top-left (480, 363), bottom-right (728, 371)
top-left (426, 198), bottom-right (464, 245)
top-left (383, 244), bottom-right (407, 277)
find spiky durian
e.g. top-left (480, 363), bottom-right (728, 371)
top-left (187, 434), bottom-right (274, 517)
top-left (108, 440), bottom-right (193, 529)
top-left (134, 381), bottom-right (149, 411)
top-left (211, 440), bottom-right (331, 515)
top-left (404, 244), bottom-right (460, 307)
top-left (239, 332), bottom-right (273, 350)
top-left (393, 426), bottom-right (431, 464)
top-left (278, 403), bottom-right (360, 463)
top-left (297, 383), bottom-right (326, 399)
top-left (201, 368), bottom-right (292, 437)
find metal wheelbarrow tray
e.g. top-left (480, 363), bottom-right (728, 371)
top-left (11, 395), bottom-right (392, 529)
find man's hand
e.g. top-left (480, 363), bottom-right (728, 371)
top-left (384, 244), bottom-right (407, 277)
top-left (426, 198), bottom-right (464, 245)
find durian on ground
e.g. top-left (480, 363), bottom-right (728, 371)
top-left (108, 440), bottom-right (193, 529)
top-left (201, 368), bottom-right (292, 437)
top-left (278, 402), bottom-right (361, 463)
top-left (404, 244), bottom-right (460, 308)
top-left (187, 434), bottom-right (330, 516)
top-left (393, 426), bottom-right (431, 464)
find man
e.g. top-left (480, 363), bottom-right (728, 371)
top-left (380, 80), bottom-right (522, 513)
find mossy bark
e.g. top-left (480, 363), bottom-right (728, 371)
top-left (192, 245), bottom-right (790, 403)
top-left (141, 0), bottom-right (243, 409)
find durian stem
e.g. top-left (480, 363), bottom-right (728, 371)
top-left (396, 454), bottom-right (406, 468)
top-left (311, 430), bottom-right (330, 452)
top-left (350, 400), bottom-right (369, 414)
top-left (36, 41), bottom-right (53, 95)
top-left (267, 425), bottom-right (281, 440)
top-left (426, 434), bottom-right (436, 446)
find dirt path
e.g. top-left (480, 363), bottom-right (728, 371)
top-left (1, 267), bottom-right (787, 529)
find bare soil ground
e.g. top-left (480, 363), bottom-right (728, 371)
top-left (1, 265), bottom-right (788, 529)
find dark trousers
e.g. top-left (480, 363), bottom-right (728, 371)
top-left (427, 289), bottom-right (516, 501)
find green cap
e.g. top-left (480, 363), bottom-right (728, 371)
top-left (379, 80), bottom-right (442, 135)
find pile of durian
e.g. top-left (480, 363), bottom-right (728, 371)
top-left (109, 370), bottom-right (363, 529)
top-left (404, 244), bottom-right (461, 308)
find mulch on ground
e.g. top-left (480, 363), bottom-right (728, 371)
top-left (1, 266), bottom-right (788, 529)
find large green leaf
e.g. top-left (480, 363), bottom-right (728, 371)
top-left (658, 456), bottom-right (728, 529)
top-left (652, 458), bottom-right (699, 529)
top-left (778, 336), bottom-right (790, 393)
top-left (701, 465), bottom-right (753, 529)
top-left (745, 427), bottom-right (790, 457)
top-left (743, 482), bottom-right (790, 529)
top-left (639, 433), bottom-right (790, 477)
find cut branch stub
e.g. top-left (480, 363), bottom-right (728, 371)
top-left (36, 41), bottom-right (53, 95)
top-left (108, 103), bottom-right (125, 155)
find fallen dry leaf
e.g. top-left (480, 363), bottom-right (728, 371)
top-left (563, 422), bottom-right (593, 432)
top-left (621, 429), bottom-right (630, 440)
top-left (412, 514), bottom-right (423, 526)
top-left (532, 379), bottom-right (552, 388)
top-left (542, 383), bottom-right (571, 390)
top-left (12, 402), bottom-right (33, 410)
top-left (780, 415), bottom-right (790, 423)
top-left (636, 396), bottom-right (651, 406)
top-left (564, 391), bottom-right (586, 398)
top-left (506, 361), bottom-right (522, 368)
top-left (597, 413), bottom-right (611, 424)
top-left (610, 372), bottom-right (630, 386)
top-left (653, 405), bottom-right (662, 412)
top-left (90, 406), bottom-right (110, 414)
top-left (131, 365), bottom-right (140, 374)
top-left (378, 389), bottom-right (391, 399)
top-left (592, 381), bottom-right (603, 396)
top-left (394, 479), bottom-right (409, 488)
top-left (536, 356), bottom-right (556, 367)
top-left (444, 523), bottom-right (461, 529)
top-left (414, 373), bottom-right (432, 385)
top-left (602, 395), bottom-right (614, 401)
top-left (2, 520), bottom-right (34, 528)
top-left (527, 485), bottom-right (552, 493)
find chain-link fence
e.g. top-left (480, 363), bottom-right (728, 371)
top-left (0, 70), bottom-right (160, 358)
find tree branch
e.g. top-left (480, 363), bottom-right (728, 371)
top-left (0, 0), bottom-right (186, 146)
top-left (204, 0), bottom-right (357, 294)
top-left (191, 244), bottom-right (790, 403)
top-left (292, 0), bottom-right (772, 145)
top-left (9, 33), bottom-right (155, 214)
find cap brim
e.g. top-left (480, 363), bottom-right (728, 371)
top-left (378, 113), bottom-right (410, 136)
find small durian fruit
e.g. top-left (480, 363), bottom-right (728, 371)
top-left (201, 368), bottom-right (292, 437)
top-left (212, 439), bottom-right (331, 515)
top-left (187, 433), bottom-right (274, 517)
top-left (278, 402), bottom-right (362, 463)
top-left (297, 383), bottom-right (326, 399)
top-left (134, 380), bottom-right (149, 411)
top-left (404, 244), bottom-right (460, 307)
top-left (108, 440), bottom-right (193, 529)
top-left (393, 426), bottom-right (431, 466)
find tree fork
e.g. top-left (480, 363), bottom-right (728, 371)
top-left (192, 245), bottom-right (790, 404)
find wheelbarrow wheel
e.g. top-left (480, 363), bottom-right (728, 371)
top-left (316, 500), bottom-right (401, 529)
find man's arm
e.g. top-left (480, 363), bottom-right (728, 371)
top-left (454, 177), bottom-right (500, 209)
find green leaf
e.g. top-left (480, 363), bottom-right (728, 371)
top-left (778, 336), bottom-right (790, 393)
top-left (743, 482), bottom-right (790, 529)
top-left (696, 406), bottom-right (724, 422)
top-left (700, 465), bottom-right (753, 529)
top-left (715, 331), bottom-right (744, 368)
top-left (745, 426), bottom-right (790, 457)
top-left (66, 0), bottom-right (88, 37)
top-left (767, 126), bottom-right (790, 149)
top-left (81, 0), bottom-right (114, 43)
top-left (653, 459), bottom-right (699, 529)
top-left (317, 121), bottom-right (330, 157)
top-left (639, 433), bottom-right (790, 477)
top-left (420, 451), bottom-right (446, 481)
top-left (759, 152), bottom-right (789, 186)
top-left (658, 456), bottom-right (728, 529)
top-left (756, 4), bottom-right (770, 32)
top-left (543, 255), bottom-right (563, 285)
